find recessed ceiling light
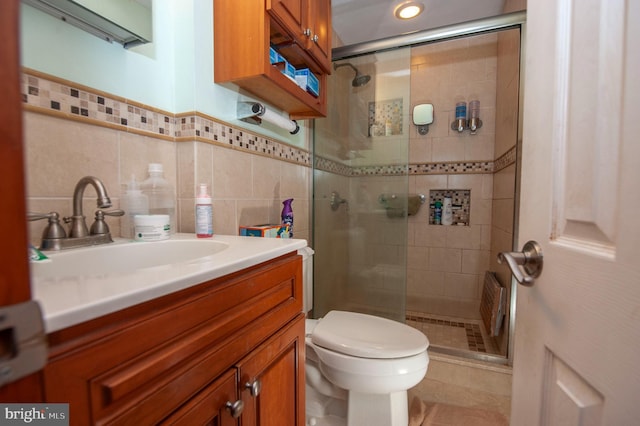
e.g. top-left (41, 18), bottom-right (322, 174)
top-left (394, 1), bottom-right (424, 20)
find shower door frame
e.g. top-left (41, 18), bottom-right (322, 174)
top-left (331, 11), bottom-right (527, 365)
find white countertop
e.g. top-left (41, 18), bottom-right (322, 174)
top-left (31, 234), bottom-right (307, 333)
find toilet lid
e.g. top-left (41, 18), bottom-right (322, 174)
top-left (311, 311), bottom-right (429, 359)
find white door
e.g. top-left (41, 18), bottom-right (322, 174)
top-left (510, 0), bottom-right (640, 424)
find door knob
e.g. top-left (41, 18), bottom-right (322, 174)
top-left (498, 240), bottom-right (543, 287)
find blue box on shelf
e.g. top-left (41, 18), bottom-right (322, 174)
top-left (269, 46), bottom-right (283, 64)
top-left (295, 68), bottom-right (320, 97)
top-left (282, 61), bottom-right (296, 80)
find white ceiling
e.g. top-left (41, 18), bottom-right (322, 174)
top-left (332, 0), bottom-right (506, 46)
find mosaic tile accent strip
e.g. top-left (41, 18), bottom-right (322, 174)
top-left (352, 164), bottom-right (408, 176)
top-left (314, 156), bottom-right (353, 176)
top-left (21, 70), bottom-right (311, 167)
top-left (429, 189), bottom-right (471, 225)
top-left (494, 145), bottom-right (517, 172)
top-left (406, 313), bottom-right (487, 353)
top-left (314, 156), bottom-right (496, 177)
top-left (409, 161), bottom-right (494, 175)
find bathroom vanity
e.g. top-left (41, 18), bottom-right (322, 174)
top-left (34, 236), bottom-right (306, 425)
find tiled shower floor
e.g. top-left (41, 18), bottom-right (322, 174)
top-left (406, 311), bottom-right (499, 355)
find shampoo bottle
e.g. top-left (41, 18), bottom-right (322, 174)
top-left (281, 198), bottom-right (294, 238)
top-left (120, 175), bottom-right (149, 239)
top-left (442, 196), bottom-right (453, 226)
top-left (195, 183), bottom-right (213, 238)
top-left (434, 201), bottom-right (442, 225)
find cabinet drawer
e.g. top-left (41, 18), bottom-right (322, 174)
top-left (160, 369), bottom-right (239, 426)
top-left (44, 254), bottom-right (302, 426)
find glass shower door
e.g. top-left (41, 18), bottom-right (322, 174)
top-left (312, 48), bottom-right (412, 323)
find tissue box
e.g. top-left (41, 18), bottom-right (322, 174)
top-left (282, 61), bottom-right (296, 80)
top-left (269, 46), bottom-right (283, 64)
top-left (239, 224), bottom-right (288, 238)
top-left (295, 68), bottom-right (320, 97)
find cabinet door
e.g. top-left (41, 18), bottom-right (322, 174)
top-left (306, 0), bottom-right (331, 74)
top-left (237, 314), bottom-right (305, 426)
top-left (161, 369), bottom-right (240, 426)
top-left (267, 0), bottom-right (308, 46)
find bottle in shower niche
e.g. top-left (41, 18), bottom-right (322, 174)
top-left (281, 198), bottom-right (294, 238)
top-left (195, 183), bottom-right (213, 238)
top-left (140, 163), bottom-right (176, 234)
top-left (433, 200), bottom-right (442, 225)
top-left (120, 174), bottom-right (149, 239)
top-left (442, 196), bottom-right (453, 226)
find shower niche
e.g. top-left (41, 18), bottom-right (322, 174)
top-left (368, 98), bottom-right (404, 137)
top-left (428, 189), bottom-right (471, 226)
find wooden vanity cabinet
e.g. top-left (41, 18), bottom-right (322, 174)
top-left (214, 0), bottom-right (331, 118)
top-left (43, 252), bottom-right (305, 426)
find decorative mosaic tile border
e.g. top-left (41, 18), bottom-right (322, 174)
top-left (406, 313), bottom-right (487, 353)
top-left (21, 69), bottom-right (311, 167)
top-left (409, 161), bottom-right (494, 175)
top-left (494, 145), bottom-right (517, 172)
top-left (315, 156), bottom-right (498, 177)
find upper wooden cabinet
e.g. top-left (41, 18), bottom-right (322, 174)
top-left (267, 0), bottom-right (331, 73)
top-left (214, 0), bottom-right (331, 119)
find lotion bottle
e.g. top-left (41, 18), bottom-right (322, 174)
top-left (442, 196), bottom-right (453, 225)
top-left (195, 183), bottom-right (213, 238)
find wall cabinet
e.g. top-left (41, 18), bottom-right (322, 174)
top-left (43, 253), bottom-right (305, 425)
top-left (214, 0), bottom-right (331, 119)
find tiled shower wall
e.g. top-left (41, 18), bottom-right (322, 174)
top-left (406, 34), bottom-right (500, 320)
top-left (22, 70), bottom-right (311, 246)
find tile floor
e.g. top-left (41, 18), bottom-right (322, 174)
top-left (406, 311), bottom-right (499, 355)
top-left (407, 310), bottom-right (511, 425)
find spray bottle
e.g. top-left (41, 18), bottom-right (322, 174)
top-left (281, 198), bottom-right (294, 238)
top-left (195, 183), bottom-right (213, 238)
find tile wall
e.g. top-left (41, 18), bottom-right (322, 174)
top-left (22, 70), bottom-right (311, 246)
top-left (406, 34), bottom-right (500, 320)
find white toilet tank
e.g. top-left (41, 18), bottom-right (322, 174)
top-left (298, 247), bottom-right (314, 314)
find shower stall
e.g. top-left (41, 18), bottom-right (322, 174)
top-left (312, 12), bottom-right (525, 363)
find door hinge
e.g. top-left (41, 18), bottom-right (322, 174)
top-left (0, 300), bottom-right (48, 387)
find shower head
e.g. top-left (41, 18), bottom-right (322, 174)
top-left (333, 62), bottom-right (371, 87)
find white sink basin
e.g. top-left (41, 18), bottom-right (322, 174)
top-left (31, 238), bottom-right (229, 279)
top-left (30, 234), bottom-right (308, 333)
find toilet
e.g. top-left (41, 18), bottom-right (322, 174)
top-left (299, 248), bottom-right (430, 426)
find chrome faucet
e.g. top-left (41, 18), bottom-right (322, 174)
top-left (69, 176), bottom-right (113, 238)
top-left (28, 176), bottom-right (124, 250)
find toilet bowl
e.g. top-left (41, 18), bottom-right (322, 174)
top-left (305, 311), bottom-right (429, 426)
top-left (299, 247), bottom-right (430, 425)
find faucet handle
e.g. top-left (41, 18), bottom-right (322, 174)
top-left (27, 211), bottom-right (67, 240)
top-left (90, 209), bottom-right (125, 236)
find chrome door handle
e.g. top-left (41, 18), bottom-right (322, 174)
top-left (498, 240), bottom-right (543, 287)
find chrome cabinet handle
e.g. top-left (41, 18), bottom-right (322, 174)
top-left (498, 240), bottom-right (543, 287)
top-left (225, 400), bottom-right (244, 418)
top-left (245, 379), bottom-right (261, 397)
top-left (312, 34), bottom-right (319, 43)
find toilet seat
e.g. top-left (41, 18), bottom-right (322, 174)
top-left (311, 311), bottom-right (429, 359)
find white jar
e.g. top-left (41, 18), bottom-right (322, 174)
top-left (134, 215), bottom-right (170, 241)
